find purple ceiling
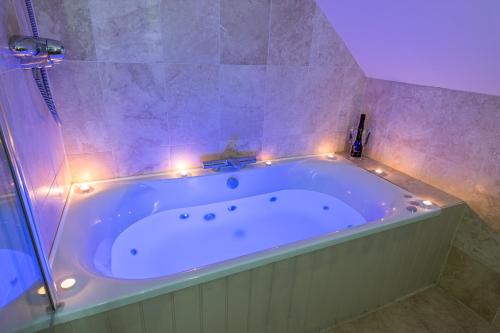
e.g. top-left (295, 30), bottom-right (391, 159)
top-left (317, 0), bottom-right (500, 96)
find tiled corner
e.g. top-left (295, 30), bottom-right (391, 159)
top-left (68, 151), bottom-right (116, 182)
top-left (453, 207), bottom-right (500, 274)
top-left (439, 246), bottom-right (500, 323)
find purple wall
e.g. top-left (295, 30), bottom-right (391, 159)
top-left (0, 1), bottom-right (71, 254)
top-left (317, 0), bottom-right (500, 96)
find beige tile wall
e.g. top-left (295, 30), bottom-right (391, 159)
top-left (362, 78), bottom-right (500, 324)
top-left (38, 204), bottom-right (463, 333)
top-left (32, 0), bottom-right (366, 181)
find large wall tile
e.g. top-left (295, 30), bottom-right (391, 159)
top-left (162, 0), bottom-right (220, 64)
top-left (166, 64), bottom-right (220, 146)
top-left (100, 62), bottom-right (169, 173)
top-left (268, 0), bottom-right (315, 65)
top-left (89, 0), bottom-right (162, 62)
top-left (263, 66), bottom-right (312, 138)
top-left (220, 65), bottom-right (266, 153)
top-left (221, 0), bottom-right (270, 65)
top-left (50, 61), bottom-right (109, 155)
top-left (34, 0), bottom-right (96, 60)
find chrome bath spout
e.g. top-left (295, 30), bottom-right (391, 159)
top-left (203, 156), bottom-right (257, 172)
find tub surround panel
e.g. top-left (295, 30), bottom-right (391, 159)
top-left (0, 2), bottom-right (70, 254)
top-left (34, 0), bottom-right (366, 180)
top-left (38, 204), bottom-right (461, 332)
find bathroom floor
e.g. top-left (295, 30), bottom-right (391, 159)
top-left (325, 287), bottom-right (495, 333)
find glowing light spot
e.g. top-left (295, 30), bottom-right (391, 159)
top-left (179, 169), bottom-right (189, 177)
top-left (265, 160), bottom-right (272, 166)
top-left (375, 169), bottom-right (383, 174)
top-left (422, 200), bottom-right (433, 207)
top-left (326, 153), bottom-right (336, 160)
top-left (78, 183), bottom-right (92, 194)
top-left (60, 278), bottom-right (76, 290)
top-left (37, 286), bottom-right (46, 296)
top-left (179, 213), bottom-right (189, 220)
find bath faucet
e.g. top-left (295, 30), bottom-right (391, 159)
top-left (203, 156), bottom-right (257, 172)
top-left (9, 36), bottom-right (64, 69)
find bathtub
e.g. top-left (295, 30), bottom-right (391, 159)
top-left (49, 155), bottom-right (442, 323)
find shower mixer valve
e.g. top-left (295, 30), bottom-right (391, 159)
top-left (9, 36), bottom-right (64, 69)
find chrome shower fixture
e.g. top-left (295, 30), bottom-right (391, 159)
top-left (9, 36), bottom-right (64, 69)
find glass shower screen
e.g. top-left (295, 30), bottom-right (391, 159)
top-left (0, 135), bottom-right (52, 332)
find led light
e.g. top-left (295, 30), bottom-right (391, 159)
top-left (326, 153), bottom-right (336, 160)
top-left (422, 200), bottom-right (433, 207)
top-left (179, 169), bottom-right (189, 177)
top-left (80, 183), bottom-right (90, 192)
top-left (76, 183), bottom-right (93, 194)
top-left (375, 168), bottom-right (383, 174)
top-left (60, 278), bottom-right (76, 290)
top-left (265, 160), bottom-right (272, 166)
top-left (37, 286), bottom-right (46, 296)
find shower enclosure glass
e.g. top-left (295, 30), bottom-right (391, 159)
top-left (0, 131), bottom-right (52, 332)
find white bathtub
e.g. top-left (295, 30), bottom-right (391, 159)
top-left (50, 155), bottom-right (440, 321)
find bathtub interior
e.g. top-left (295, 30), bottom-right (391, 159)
top-left (49, 156), bottom-right (440, 318)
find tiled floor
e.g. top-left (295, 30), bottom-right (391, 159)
top-left (324, 287), bottom-right (496, 333)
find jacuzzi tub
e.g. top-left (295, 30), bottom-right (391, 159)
top-left (50, 155), bottom-right (441, 321)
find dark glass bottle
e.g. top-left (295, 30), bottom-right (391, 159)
top-left (350, 114), bottom-right (366, 158)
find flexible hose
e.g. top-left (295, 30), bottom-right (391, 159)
top-left (24, 0), bottom-right (61, 125)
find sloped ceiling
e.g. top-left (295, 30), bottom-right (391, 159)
top-left (317, 0), bottom-right (500, 96)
